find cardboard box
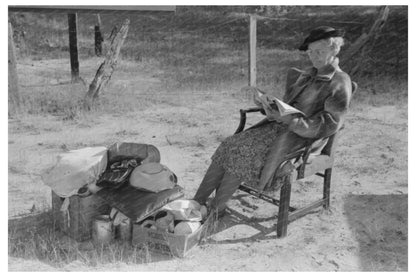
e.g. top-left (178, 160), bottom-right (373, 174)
top-left (132, 222), bottom-right (206, 258)
top-left (51, 191), bottom-right (111, 241)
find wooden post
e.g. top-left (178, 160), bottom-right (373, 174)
top-left (276, 175), bottom-right (292, 238)
top-left (95, 14), bottom-right (103, 56)
top-left (323, 168), bottom-right (332, 209)
top-left (68, 13), bottom-right (80, 82)
top-left (96, 13), bottom-right (102, 27)
top-left (83, 19), bottom-right (130, 110)
top-left (248, 14), bottom-right (257, 87)
top-left (8, 22), bottom-right (21, 112)
top-left (95, 26), bottom-right (103, 56)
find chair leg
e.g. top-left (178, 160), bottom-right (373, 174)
top-left (323, 168), bottom-right (332, 209)
top-left (276, 175), bottom-right (292, 238)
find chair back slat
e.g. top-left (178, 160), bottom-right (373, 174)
top-left (352, 81), bottom-right (358, 96)
top-left (320, 132), bottom-right (337, 157)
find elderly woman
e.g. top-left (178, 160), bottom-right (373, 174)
top-left (194, 26), bottom-right (353, 216)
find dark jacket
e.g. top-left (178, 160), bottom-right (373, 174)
top-left (257, 58), bottom-right (353, 190)
top-left (283, 59), bottom-right (353, 139)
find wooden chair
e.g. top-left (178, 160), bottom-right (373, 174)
top-left (233, 82), bottom-right (356, 238)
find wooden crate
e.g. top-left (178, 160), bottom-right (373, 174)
top-left (132, 222), bottom-right (206, 258)
top-left (51, 191), bottom-right (111, 241)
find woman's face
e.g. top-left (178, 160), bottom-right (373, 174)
top-left (307, 39), bottom-right (335, 69)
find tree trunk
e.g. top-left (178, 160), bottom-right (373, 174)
top-left (83, 19), bottom-right (129, 110)
top-left (341, 6), bottom-right (390, 76)
top-left (8, 22), bottom-right (21, 113)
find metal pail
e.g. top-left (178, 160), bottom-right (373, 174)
top-left (92, 215), bottom-right (114, 245)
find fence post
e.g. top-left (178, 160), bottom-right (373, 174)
top-left (248, 14), bottom-right (257, 87)
top-left (97, 13), bottom-right (102, 27)
top-left (95, 14), bottom-right (103, 56)
top-left (8, 22), bottom-right (21, 112)
top-left (68, 13), bottom-right (80, 82)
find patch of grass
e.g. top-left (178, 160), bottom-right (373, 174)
top-left (352, 75), bottom-right (408, 107)
top-left (8, 212), bottom-right (160, 269)
top-left (12, 58), bottom-right (162, 120)
top-left (9, 8), bottom-right (407, 119)
top-left (12, 46), bottom-right (407, 123)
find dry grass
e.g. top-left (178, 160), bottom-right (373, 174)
top-left (8, 211), bottom-right (157, 268)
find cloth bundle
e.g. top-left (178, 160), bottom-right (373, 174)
top-left (42, 142), bottom-right (171, 197)
top-left (42, 147), bottom-right (108, 198)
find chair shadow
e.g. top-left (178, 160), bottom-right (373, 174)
top-left (343, 194), bottom-right (408, 271)
top-left (202, 194), bottom-right (280, 244)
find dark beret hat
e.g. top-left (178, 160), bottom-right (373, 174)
top-left (299, 26), bottom-right (345, 51)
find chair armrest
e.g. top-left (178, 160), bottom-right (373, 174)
top-left (234, 107), bottom-right (265, 134)
top-left (297, 144), bottom-right (313, 179)
top-left (297, 130), bottom-right (340, 179)
top-left (243, 107), bottom-right (264, 113)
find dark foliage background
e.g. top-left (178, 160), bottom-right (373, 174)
top-left (9, 6), bottom-right (407, 87)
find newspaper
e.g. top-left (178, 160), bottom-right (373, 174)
top-left (255, 88), bottom-right (305, 117)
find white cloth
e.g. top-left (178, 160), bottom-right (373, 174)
top-left (162, 199), bottom-right (203, 221)
top-left (42, 147), bottom-right (108, 197)
top-left (174, 221), bottom-right (201, 235)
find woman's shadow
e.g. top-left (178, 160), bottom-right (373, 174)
top-left (343, 194), bottom-right (408, 271)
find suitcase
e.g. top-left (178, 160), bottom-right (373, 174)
top-left (51, 191), bottom-right (111, 241)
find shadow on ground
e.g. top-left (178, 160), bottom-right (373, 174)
top-left (202, 193), bottom-right (408, 272)
top-left (201, 194), bottom-right (282, 244)
top-left (343, 194), bottom-right (408, 271)
top-left (201, 209), bottom-right (277, 245)
top-left (201, 192), bottom-right (323, 245)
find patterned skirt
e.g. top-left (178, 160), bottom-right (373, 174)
top-left (211, 121), bottom-right (287, 189)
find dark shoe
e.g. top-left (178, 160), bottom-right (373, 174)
top-left (208, 207), bottom-right (229, 221)
top-left (216, 209), bottom-right (228, 219)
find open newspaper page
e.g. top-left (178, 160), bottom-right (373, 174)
top-left (255, 89), bottom-right (305, 117)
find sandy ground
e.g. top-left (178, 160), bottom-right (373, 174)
top-left (8, 59), bottom-right (408, 271)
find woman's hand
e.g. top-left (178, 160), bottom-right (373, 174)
top-left (265, 108), bottom-right (300, 124)
top-left (253, 93), bottom-right (264, 108)
top-left (261, 95), bottom-right (283, 121)
top-left (263, 102), bottom-right (278, 121)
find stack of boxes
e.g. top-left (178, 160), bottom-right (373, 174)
top-left (51, 191), bottom-right (207, 257)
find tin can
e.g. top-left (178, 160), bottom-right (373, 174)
top-left (92, 215), bottom-right (114, 245)
top-left (118, 219), bottom-right (132, 242)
